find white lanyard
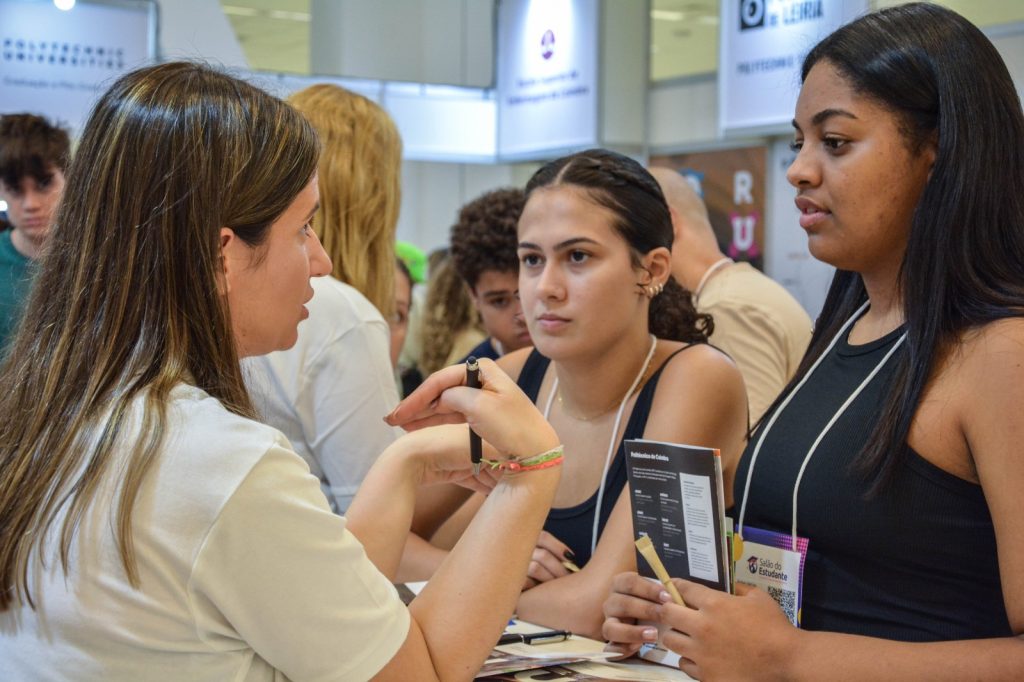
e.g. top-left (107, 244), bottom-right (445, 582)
top-left (693, 257), bottom-right (734, 303)
top-left (737, 302), bottom-right (907, 550)
top-left (543, 334), bottom-right (658, 555)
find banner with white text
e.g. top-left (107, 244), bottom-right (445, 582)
top-left (719, 0), bottom-right (867, 136)
top-left (0, 0), bottom-right (155, 137)
top-left (497, 0), bottom-right (599, 160)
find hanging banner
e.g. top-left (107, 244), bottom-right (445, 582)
top-left (0, 0), bottom-right (156, 137)
top-left (496, 0), bottom-right (599, 160)
top-left (718, 0), bottom-right (867, 136)
top-left (650, 146), bottom-right (767, 271)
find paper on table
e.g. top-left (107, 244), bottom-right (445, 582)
top-left (475, 649), bottom-right (616, 678)
top-left (566, 660), bottom-right (696, 681)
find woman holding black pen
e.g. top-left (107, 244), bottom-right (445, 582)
top-left (0, 62), bottom-right (568, 682)
top-left (603, 5), bottom-right (1024, 679)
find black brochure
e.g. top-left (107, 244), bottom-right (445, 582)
top-left (624, 439), bottom-right (730, 592)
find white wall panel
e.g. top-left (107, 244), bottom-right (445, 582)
top-left (648, 76), bottom-right (718, 149)
top-left (158, 0), bottom-right (247, 67)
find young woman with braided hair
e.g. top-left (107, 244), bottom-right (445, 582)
top-left (411, 149), bottom-right (748, 637)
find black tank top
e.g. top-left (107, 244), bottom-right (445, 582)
top-left (517, 346), bottom-right (691, 567)
top-left (734, 325), bottom-right (1011, 641)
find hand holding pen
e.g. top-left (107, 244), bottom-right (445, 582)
top-left (384, 358), bottom-right (560, 474)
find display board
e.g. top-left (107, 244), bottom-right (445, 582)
top-left (0, 0), bottom-right (156, 136)
top-left (650, 146), bottom-right (767, 271)
top-left (496, 0), bottom-right (599, 160)
top-left (718, 0), bottom-right (867, 136)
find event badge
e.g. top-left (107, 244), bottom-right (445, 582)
top-left (734, 527), bottom-right (808, 626)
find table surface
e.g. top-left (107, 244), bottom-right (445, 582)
top-left (401, 582), bottom-right (693, 680)
top-left (482, 619), bottom-right (693, 680)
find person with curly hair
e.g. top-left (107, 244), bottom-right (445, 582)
top-left (416, 251), bottom-right (485, 375)
top-left (450, 187), bottom-right (532, 362)
top-left (0, 113), bottom-right (70, 350)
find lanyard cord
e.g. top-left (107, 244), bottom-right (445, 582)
top-left (738, 301), bottom-right (909, 550)
top-left (693, 257), bottom-right (734, 303)
top-left (543, 334), bottom-right (658, 555)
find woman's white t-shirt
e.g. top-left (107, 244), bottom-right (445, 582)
top-left (0, 384), bottom-right (409, 681)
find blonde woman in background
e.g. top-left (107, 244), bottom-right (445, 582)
top-left (245, 83), bottom-right (403, 513)
top-left (417, 252), bottom-right (485, 375)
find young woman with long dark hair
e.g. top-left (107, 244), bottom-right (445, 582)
top-left (603, 4), bottom-right (1024, 678)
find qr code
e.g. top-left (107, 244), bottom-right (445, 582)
top-left (766, 585), bottom-right (797, 625)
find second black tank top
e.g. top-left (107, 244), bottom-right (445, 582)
top-left (516, 345), bottom-right (694, 566)
top-left (734, 324), bottom-right (1010, 641)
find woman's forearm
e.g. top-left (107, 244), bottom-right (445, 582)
top-left (396, 532), bottom-right (449, 583)
top-left (345, 440), bottom-right (421, 581)
top-left (785, 629), bottom-right (1024, 681)
top-left (409, 467), bottom-right (561, 681)
top-left (516, 570), bottom-right (613, 639)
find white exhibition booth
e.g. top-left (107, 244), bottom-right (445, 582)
top-left (2, 0), bottom-right (1023, 316)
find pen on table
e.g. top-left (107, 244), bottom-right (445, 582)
top-left (497, 629), bottom-right (572, 646)
top-left (466, 356), bottom-right (482, 475)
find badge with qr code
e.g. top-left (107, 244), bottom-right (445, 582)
top-left (734, 526), bottom-right (808, 627)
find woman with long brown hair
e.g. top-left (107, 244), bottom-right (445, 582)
top-left (0, 62), bottom-right (563, 681)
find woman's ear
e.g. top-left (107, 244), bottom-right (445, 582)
top-left (642, 246), bottom-right (673, 287)
top-left (218, 227), bottom-right (236, 296)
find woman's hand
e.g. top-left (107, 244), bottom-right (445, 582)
top-left (601, 572), bottom-right (665, 659)
top-left (522, 530), bottom-right (574, 590)
top-left (602, 572), bottom-right (799, 679)
top-left (386, 358), bottom-right (558, 461)
top-left (659, 579), bottom-right (797, 681)
top-left (391, 424), bottom-right (501, 494)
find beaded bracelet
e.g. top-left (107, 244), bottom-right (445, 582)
top-left (481, 445), bottom-right (564, 472)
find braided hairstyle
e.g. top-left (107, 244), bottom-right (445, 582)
top-left (524, 148), bottom-right (712, 344)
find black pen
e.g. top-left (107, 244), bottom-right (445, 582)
top-left (466, 356), bottom-right (482, 475)
top-left (497, 629), bottom-right (572, 646)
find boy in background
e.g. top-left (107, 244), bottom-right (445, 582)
top-left (0, 114), bottom-right (70, 349)
top-left (449, 187), bottom-right (531, 361)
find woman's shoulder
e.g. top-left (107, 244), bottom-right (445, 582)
top-left (648, 339), bottom-right (745, 408)
top-left (946, 317), bottom-right (1024, 379)
top-left (961, 316), bottom-right (1024, 348)
top-left (170, 384), bottom-right (290, 462)
top-left (146, 385), bottom-right (303, 524)
top-left (496, 345), bottom-right (538, 382)
top-left (655, 339), bottom-right (741, 382)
